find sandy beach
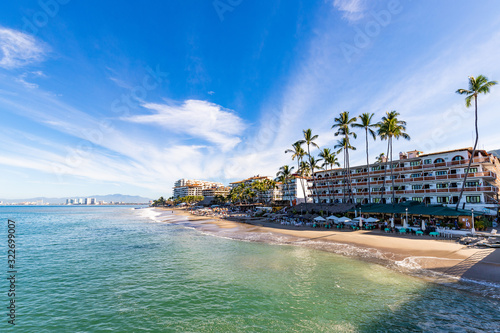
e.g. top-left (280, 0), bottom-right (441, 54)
top-left (158, 208), bottom-right (500, 298)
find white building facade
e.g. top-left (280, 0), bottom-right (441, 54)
top-left (279, 176), bottom-right (312, 205)
top-left (311, 148), bottom-right (500, 214)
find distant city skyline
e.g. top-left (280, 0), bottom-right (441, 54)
top-left (1, 1), bottom-right (500, 199)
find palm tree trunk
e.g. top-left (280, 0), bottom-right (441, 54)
top-left (390, 137), bottom-right (396, 205)
top-left (298, 158), bottom-right (308, 210)
top-left (380, 140), bottom-right (390, 202)
top-left (343, 149), bottom-right (347, 203)
top-left (366, 128), bottom-right (371, 204)
top-left (456, 96), bottom-right (479, 210)
top-left (327, 163), bottom-right (334, 204)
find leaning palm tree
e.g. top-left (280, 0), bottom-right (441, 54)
top-left (285, 141), bottom-right (308, 206)
top-left (299, 129), bottom-right (320, 203)
top-left (353, 113), bottom-right (377, 204)
top-left (332, 112), bottom-right (357, 203)
top-left (319, 148), bottom-right (340, 203)
top-left (334, 137), bottom-right (356, 203)
top-left (377, 111), bottom-right (410, 205)
top-left (455, 75), bottom-right (497, 210)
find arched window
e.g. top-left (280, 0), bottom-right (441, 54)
top-left (434, 158), bottom-right (445, 163)
top-left (452, 155), bottom-right (464, 161)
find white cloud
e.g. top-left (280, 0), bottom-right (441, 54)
top-left (0, 27), bottom-right (47, 69)
top-left (333, 0), bottom-right (366, 22)
top-left (125, 99), bottom-right (246, 151)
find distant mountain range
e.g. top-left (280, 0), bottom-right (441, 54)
top-left (488, 149), bottom-right (500, 158)
top-left (0, 194), bottom-right (152, 204)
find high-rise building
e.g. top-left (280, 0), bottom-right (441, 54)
top-left (173, 179), bottom-right (225, 198)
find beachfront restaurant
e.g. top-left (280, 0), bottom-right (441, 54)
top-left (349, 202), bottom-right (483, 230)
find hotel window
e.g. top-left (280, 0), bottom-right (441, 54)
top-left (436, 171), bottom-right (447, 176)
top-left (412, 185), bottom-right (422, 190)
top-left (452, 155), bottom-right (464, 161)
top-left (436, 183), bottom-right (448, 189)
top-left (437, 197), bottom-right (449, 203)
top-left (424, 159), bottom-right (432, 164)
top-left (465, 181), bottom-right (479, 187)
top-left (410, 161), bottom-right (420, 166)
top-left (413, 197), bottom-right (423, 202)
top-left (467, 167), bottom-right (478, 173)
top-left (466, 196), bottom-right (481, 203)
top-left (411, 173), bottom-right (421, 178)
top-left (434, 158), bottom-right (445, 163)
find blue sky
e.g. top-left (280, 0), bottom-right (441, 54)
top-left (1, 0), bottom-right (500, 199)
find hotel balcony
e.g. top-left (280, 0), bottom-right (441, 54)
top-left (313, 171), bottom-right (496, 188)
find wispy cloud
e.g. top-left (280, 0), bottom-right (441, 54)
top-left (125, 100), bottom-right (246, 151)
top-left (0, 27), bottom-right (47, 69)
top-left (332, 0), bottom-right (366, 22)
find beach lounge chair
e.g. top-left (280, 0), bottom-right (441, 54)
top-left (398, 228), bottom-right (406, 234)
top-left (429, 231), bottom-right (439, 237)
top-left (384, 228), bottom-right (390, 233)
top-left (415, 230), bottom-right (424, 236)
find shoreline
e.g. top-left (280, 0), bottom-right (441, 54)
top-left (156, 207), bottom-right (500, 298)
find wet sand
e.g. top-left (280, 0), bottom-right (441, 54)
top-left (157, 208), bottom-right (500, 297)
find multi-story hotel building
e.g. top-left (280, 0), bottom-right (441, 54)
top-left (230, 175), bottom-right (282, 203)
top-left (173, 179), bottom-right (225, 198)
top-left (202, 186), bottom-right (231, 197)
top-left (278, 175), bottom-right (312, 205)
top-left (311, 148), bottom-right (500, 214)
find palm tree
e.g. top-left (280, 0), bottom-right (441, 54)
top-left (276, 165), bottom-right (295, 205)
top-left (334, 138), bottom-right (356, 203)
top-left (375, 153), bottom-right (386, 164)
top-left (332, 112), bottom-right (357, 204)
top-left (319, 148), bottom-right (340, 203)
top-left (353, 113), bottom-right (377, 204)
top-left (285, 141), bottom-right (308, 206)
top-left (308, 156), bottom-right (323, 203)
top-left (377, 111), bottom-right (410, 205)
top-left (455, 75), bottom-right (497, 210)
top-left (299, 129), bottom-right (320, 203)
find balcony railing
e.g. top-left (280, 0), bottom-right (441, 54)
top-left (315, 157), bottom-right (495, 180)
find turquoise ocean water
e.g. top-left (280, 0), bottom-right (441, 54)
top-left (0, 206), bottom-right (499, 332)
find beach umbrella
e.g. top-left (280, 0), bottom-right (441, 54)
top-left (337, 216), bottom-right (351, 223)
top-left (421, 220), bottom-right (426, 231)
top-left (365, 217), bottom-right (379, 223)
top-left (390, 217), bottom-right (394, 228)
top-left (359, 217), bottom-right (363, 228)
top-left (314, 216), bottom-right (326, 221)
top-left (403, 218), bottom-right (408, 228)
top-left (326, 215), bottom-right (338, 221)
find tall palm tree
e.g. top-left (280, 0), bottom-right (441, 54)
top-left (285, 141), bottom-right (308, 206)
top-left (455, 75), bottom-right (497, 210)
top-left (377, 111), bottom-right (410, 205)
top-left (353, 113), bottom-right (377, 204)
top-left (299, 129), bottom-right (320, 203)
top-left (276, 165), bottom-right (295, 205)
top-left (319, 148), bottom-right (340, 203)
top-left (332, 112), bottom-right (357, 204)
top-left (334, 138), bottom-right (356, 203)
top-left (308, 156), bottom-right (323, 203)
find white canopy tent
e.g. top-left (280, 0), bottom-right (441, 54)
top-left (314, 216), bottom-right (326, 222)
top-left (364, 217), bottom-right (379, 223)
top-left (337, 216), bottom-right (352, 223)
